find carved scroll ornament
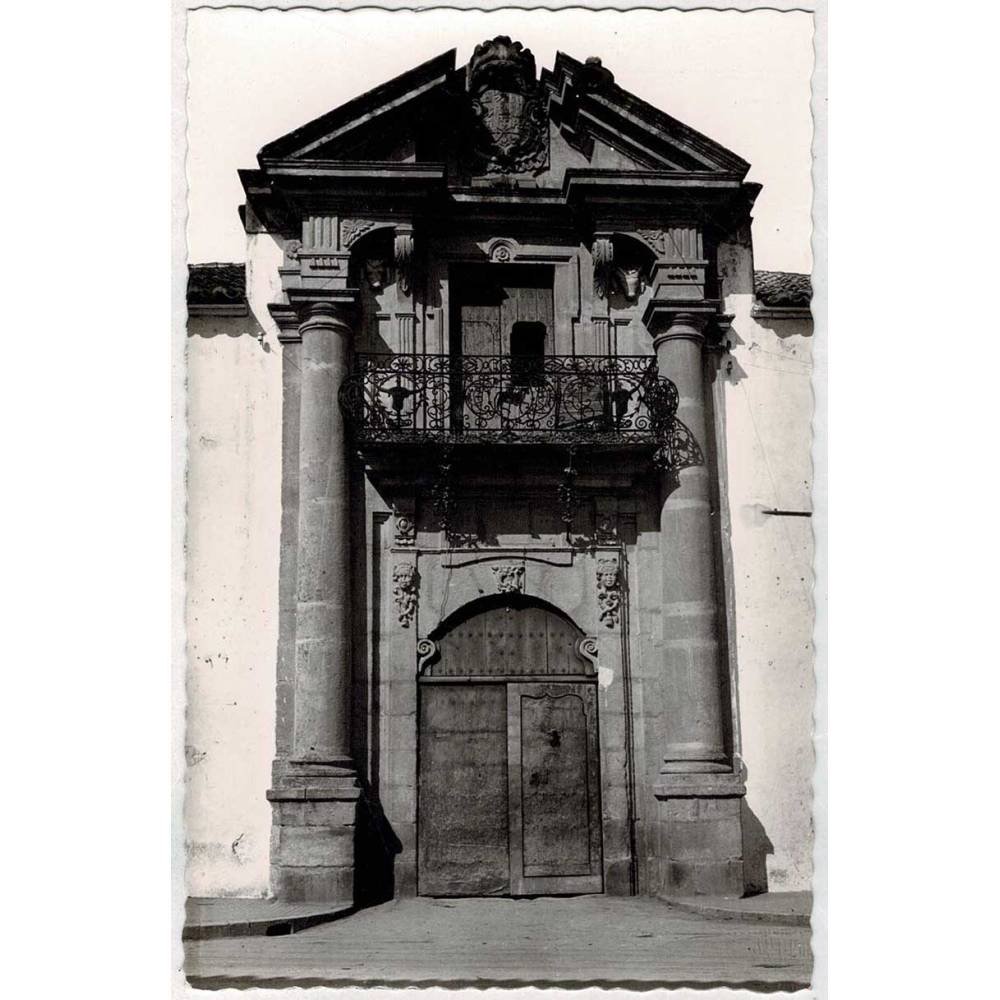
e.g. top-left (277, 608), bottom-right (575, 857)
top-left (394, 231), bottom-right (414, 295)
top-left (416, 638), bottom-right (440, 674)
top-left (592, 237), bottom-right (614, 299)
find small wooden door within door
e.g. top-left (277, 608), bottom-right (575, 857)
top-left (507, 682), bottom-right (603, 895)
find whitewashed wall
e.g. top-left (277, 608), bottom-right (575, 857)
top-left (184, 236), bottom-right (283, 897)
top-left (723, 294), bottom-right (815, 893)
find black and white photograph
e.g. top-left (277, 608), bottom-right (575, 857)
top-left (180, 0), bottom-right (818, 991)
top-left (18, 4), bottom-right (1000, 1000)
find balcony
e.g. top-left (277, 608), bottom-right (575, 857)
top-left (339, 353), bottom-right (701, 469)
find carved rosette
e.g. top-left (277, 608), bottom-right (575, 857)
top-left (392, 502), bottom-right (416, 547)
top-left (596, 558), bottom-right (622, 629)
top-left (340, 218), bottom-right (379, 249)
top-left (488, 239), bottom-right (515, 263)
top-left (493, 564), bottom-right (525, 594)
top-left (392, 563), bottom-right (419, 628)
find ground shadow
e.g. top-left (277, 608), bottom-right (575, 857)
top-left (354, 796), bottom-right (402, 909)
top-left (741, 799), bottom-right (774, 896)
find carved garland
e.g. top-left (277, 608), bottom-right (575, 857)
top-left (596, 558), bottom-right (622, 629)
top-left (492, 564), bottom-right (525, 594)
top-left (431, 445), bottom-right (456, 533)
top-left (392, 563), bottom-right (419, 628)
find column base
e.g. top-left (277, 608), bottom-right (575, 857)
top-left (268, 778), bottom-right (362, 903)
top-left (653, 772), bottom-right (746, 899)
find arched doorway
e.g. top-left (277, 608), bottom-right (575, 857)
top-left (417, 595), bottom-right (603, 897)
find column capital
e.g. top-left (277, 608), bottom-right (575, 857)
top-left (298, 298), bottom-right (354, 334)
top-left (269, 292), bottom-right (358, 343)
top-left (648, 307), bottom-right (720, 351)
top-left (642, 298), bottom-right (719, 334)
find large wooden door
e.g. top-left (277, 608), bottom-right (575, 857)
top-left (417, 598), bottom-right (604, 897)
top-left (418, 682), bottom-right (603, 897)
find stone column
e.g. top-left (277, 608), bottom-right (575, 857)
top-left (268, 298), bottom-right (361, 903)
top-left (652, 309), bottom-right (745, 898)
top-left (654, 312), bottom-right (728, 773)
top-left (293, 301), bottom-right (355, 768)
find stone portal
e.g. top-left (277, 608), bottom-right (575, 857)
top-left (417, 598), bottom-right (603, 896)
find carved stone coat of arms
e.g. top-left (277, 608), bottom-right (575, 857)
top-left (468, 36), bottom-right (549, 175)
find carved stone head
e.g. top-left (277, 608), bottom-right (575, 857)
top-left (614, 266), bottom-right (647, 301)
top-left (364, 258), bottom-right (389, 291)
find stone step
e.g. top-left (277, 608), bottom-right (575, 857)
top-left (662, 891), bottom-right (812, 926)
top-left (183, 897), bottom-right (354, 940)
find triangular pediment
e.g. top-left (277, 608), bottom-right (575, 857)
top-left (256, 39), bottom-right (749, 185)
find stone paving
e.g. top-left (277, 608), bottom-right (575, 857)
top-left (184, 895), bottom-right (813, 990)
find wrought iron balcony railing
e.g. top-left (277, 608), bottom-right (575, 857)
top-left (339, 353), bottom-right (701, 468)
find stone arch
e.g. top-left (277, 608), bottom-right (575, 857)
top-left (350, 226), bottom-right (396, 293)
top-left (425, 593), bottom-right (596, 678)
top-left (608, 233), bottom-right (655, 302)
